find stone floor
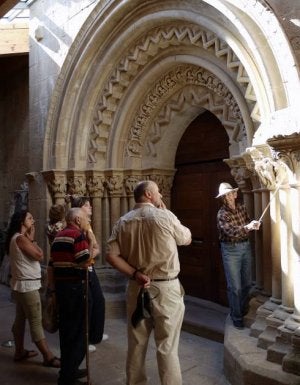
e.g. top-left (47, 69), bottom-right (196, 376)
top-left (0, 283), bottom-right (230, 385)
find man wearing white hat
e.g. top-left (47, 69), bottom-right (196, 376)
top-left (216, 182), bottom-right (260, 329)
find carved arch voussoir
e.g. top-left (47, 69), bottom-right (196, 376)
top-left (89, 24), bottom-right (259, 165)
top-left (126, 65), bottom-right (246, 158)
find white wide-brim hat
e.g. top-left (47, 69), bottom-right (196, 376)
top-left (215, 182), bottom-right (238, 198)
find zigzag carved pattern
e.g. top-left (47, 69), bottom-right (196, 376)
top-left (89, 25), bottom-right (259, 163)
top-left (127, 66), bottom-right (244, 157)
top-left (145, 88), bottom-right (242, 158)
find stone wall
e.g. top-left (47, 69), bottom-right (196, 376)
top-left (0, 55), bottom-right (29, 226)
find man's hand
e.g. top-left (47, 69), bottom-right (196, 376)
top-left (135, 271), bottom-right (151, 288)
top-left (157, 199), bottom-right (166, 209)
top-left (244, 220), bottom-right (261, 231)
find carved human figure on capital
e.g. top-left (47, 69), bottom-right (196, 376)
top-left (247, 147), bottom-right (289, 189)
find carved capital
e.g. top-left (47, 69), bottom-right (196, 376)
top-left (124, 175), bottom-right (142, 196)
top-left (145, 170), bottom-right (175, 197)
top-left (224, 157), bottom-right (252, 191)
top-left (268, 134), bottom-right (300, 183)
top-left (105, 173), bottom-right (124, 197)
top-left (246, 146), bottom-right (290, 189)
top-left (42, 170), bottom-right (67, 201)
top-left (66, 171), bottom-right (86, 197)
top-left (86, 171), bottom-right (105, 198)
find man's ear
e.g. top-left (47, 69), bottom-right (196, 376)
top-left (144, 189), bottom-right (152, 199)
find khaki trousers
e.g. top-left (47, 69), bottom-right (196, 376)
top-left (126, 279), bottom-right (185, 385)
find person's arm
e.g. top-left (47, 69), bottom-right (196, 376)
top-left (86, 225), bottom-right (100, 258)
top-left (106, 250), bottom-right (150, 287)
top-left (167, 211), bottom-right (192, 245)
top-left (16, 231), bottom-right (43, 262)
top-left (73, 231), bottom-right (94, 268)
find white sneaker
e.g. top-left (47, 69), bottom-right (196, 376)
top-left (102, 334), bottom-right (109, 341)
top-left (88, 344), bottom-right (96, 353)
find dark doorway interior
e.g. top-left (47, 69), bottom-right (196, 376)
top-left (171, 110), bottom-right (236, 306)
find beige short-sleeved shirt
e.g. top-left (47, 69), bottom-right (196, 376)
top-left (107, 203), bottom-right (191, 279)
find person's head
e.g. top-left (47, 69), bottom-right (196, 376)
top-left (66, 207), bottom-right (89, 231)
top-left (134, 180), bottom-right (162, 207)
top-left (48, 204), bottom-right (66, 224)
top-left (5, 210), bottom-right (33, 253)
top-left (71, 196), bottom-right (92, 217)
top-left (215, 182), bottom-right (238, 205)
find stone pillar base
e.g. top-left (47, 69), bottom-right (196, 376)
top-left (224, 319), bottom-right (300, 385)
top-left (282, 327), bottom-right (300, 375)
top-left (257, 303), bottom-right (283, 349)
top-left (250, 297), bottom-right (273, 338)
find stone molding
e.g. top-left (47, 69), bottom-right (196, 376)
top-left (90, 24), bottom-right (258, 165)
top-left (127, 65), bottom-right (248, 159)
top-left (42, 169), bottom-right (175, 203)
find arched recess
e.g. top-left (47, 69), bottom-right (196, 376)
top-left (43, 0), bottom-right (297, 173)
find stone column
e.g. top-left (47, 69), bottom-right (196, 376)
top-left (246, 147), bottom-right (283, 339)
top-left (124, 174), bottom-right (142, 211)
top-left (266, 136), bottom-right (299, 367)
top-left (259, 187), bottom-right (283, 350)
top-left (253, 188), bottom-right (263, 290)
top-left (251, 187), bottom-right (274, 338)
top-left (261, 188), bottom-right (272, 296)
top-left (105, 172), bottom-right (124, 230)
top-left (86, 170), bottom-right (105, 265)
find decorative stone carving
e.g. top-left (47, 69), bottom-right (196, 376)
top-left (268, 134), bottom-right (300, 183)
top-left (146, 173), bottom-right (174, 198)
top-left (66, 171), bottom-right (86, 197)
top-left (105, 174), bottom-right (124, 197)
top-left (224, 157), bottom-right (252, 191)
top-left (247, 146), bottom-right (289, 189)
top-left (124, 175), bottom-right (142, 197)
top-left (86, 171), bottom-right (105, 198)
top-left (127, 65), bottom-right (245, 158)
top-left (89, 25), bottom-right (258, 164)
top-left (42, 170), bottom-right (67, 202)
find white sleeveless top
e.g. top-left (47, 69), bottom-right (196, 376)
top-left (9, 233), bottom-right (41, 292)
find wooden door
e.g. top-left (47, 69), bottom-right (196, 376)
top-left (171, 111), bottom-right (235, 305)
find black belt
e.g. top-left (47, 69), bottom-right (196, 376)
top-left (151, 276), bottom-right (178, 282)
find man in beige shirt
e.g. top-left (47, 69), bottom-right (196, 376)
top-left (106, 180), bottom-right (191, 385)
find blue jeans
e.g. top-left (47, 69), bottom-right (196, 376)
top-left (220, 240), bottom-right (252, 323)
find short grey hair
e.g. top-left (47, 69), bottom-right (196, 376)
top-left (65, 207), bottom-right (83, 223)
top-left (134, 180), bottom-right (156, 202)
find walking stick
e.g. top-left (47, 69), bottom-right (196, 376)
top-left (257, 183), bottom-right (281, 223)
top-left (85, 268), bottom-right (92, 385)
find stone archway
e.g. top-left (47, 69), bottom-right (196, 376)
top-left (43, 0), bottom-right (296, 173)
top-left (40, 0), bottom-right (297, 263)
top-left (37, 1), bottom-right (300, 380)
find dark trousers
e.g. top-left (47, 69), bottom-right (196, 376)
top-left (56, 280), bottom-right (86, 385)
top-left (88, 267), bottom-right (105, 344)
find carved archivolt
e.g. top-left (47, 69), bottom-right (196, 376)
top-left (126, 65), bottom-right (246, 157)
top-left (89, 25), bottom-right (259, 164)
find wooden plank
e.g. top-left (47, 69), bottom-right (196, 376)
top-left (0, 0), bottom-right (19, 18)
top-left (0, 23), bottom-right (28, 55)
